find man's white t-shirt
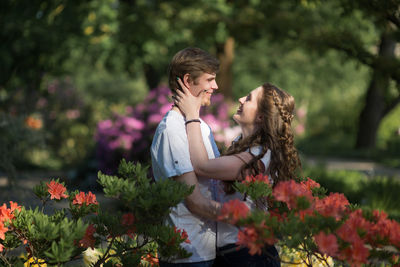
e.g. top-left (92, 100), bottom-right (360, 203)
top-left (151, 110), bottom-right (220, 263)
top-left (216, 145), bottom-right (271, 248)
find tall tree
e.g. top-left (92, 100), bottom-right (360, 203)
top-left (246, 0), bottom-right (400, 149)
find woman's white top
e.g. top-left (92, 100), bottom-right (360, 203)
top-left (216, 145), bottom-right (271, 248)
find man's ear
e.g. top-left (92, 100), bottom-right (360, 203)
top-left (183, 73), bottom-right (191, 89)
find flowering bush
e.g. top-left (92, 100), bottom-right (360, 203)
top-left (95, 86), bottom-right (233, 174)
top-left (221, 176), bottom-right (400, 267)
top-left (0, 160), bottom-right (193, 266)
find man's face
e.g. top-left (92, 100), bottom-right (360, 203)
top-left (188, 72), bottom-right (218, 106)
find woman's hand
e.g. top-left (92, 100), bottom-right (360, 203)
top-left (174, 78), bottom-right (205, 120)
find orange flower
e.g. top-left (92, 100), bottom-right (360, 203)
top-left (141, 253), bottom-right (159, 266)
top-left (273, 180), bottom-right (313, 210)
top-left (79, 224), bottom-right (96, 249)
top-left (237, 227), bottom-right (263, 255)
top-left (315, 193), bottom-right (349, 221)
top-left (301, 178), bottom-right (320, 190)
top-left (180, 229), bottom-right (190, 244)
top-left (85, 191), bottom-right (98, 205)
top-left (218, 199), bottom-right (250, 224)
top-left (174, 227), bottom-right (190, 244)
top-left (242, 174), bottom-right (270, 185)
top-left (25, 116), bottom-right (43, 130)
top-left (349, 239), bottom-right (369, 266)
top-left (0, 221), bottom-right (7, 240)
top-left (9, 201), bottom-right (21, 212)
top-left (46, 181), bottom-right (68, 200)
top-left (73, 191), bottom-right (98, 206)
top-left (0, 203), bottom-right (13, 223)
top-left (337, 209), bottom-right (370, 244)
top-left (73, 192), bottom-right (86, 205)
top-left (314, 231), bottom-right (338, 257)
top-left (0, 201), bottom-right (20, 223)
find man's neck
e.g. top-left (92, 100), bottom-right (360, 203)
top-left (171, 105), bottom-right (182, 115)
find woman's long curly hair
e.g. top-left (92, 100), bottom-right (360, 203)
top-left (223, 83), bottom-right (301, 194)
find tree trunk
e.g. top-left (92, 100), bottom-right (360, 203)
top-left (355, 32), bottom-right (396, 149)
top-left (216, 37), bottom-right (235, 100)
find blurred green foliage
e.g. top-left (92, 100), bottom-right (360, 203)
top-left (0, 0), bottom-right (399, 177)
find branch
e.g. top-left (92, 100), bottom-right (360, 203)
top-left (0, 253), bottom-right (12, 267)
top-left (93, 235), bottom-right (117, 267)
top-left (384, 92), bottom-right (400, 116)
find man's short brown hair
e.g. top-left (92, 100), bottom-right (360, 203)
top-left (168, 47), bottom-right (219, 92)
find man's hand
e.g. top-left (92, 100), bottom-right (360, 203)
top-left (173, 171), bottom-right (221, 220)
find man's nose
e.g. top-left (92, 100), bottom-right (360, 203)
top-left (238, 97), bottom-right (245, 104)
top-left (212, 81), bottom-right (218, 90)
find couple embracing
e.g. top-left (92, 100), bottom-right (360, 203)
top-left (150, 47), bottom-right (301, 267)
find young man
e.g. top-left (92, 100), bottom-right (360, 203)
top-left (150, 47), bottom-right (221, 266)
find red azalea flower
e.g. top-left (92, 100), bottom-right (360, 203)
top-left (350, 239), bottom-right (370, 266)
top-left (0, 204), bottom-right (14, 223)
top-left (388, 220), bottom-right (400, 248)
top-left (0, 221), bottom-right (7, 240)
top-left (314, 231), bottom-right (339, 257)
top-left (301, 178), bottom-right (320, 190)
top-left (173, 227), bottom-right (191, 244)
top-left (242, 174), bottom-right (270, 186)
top-left (218, 199), bottom-right (250, 224)
top-left (337, 209), bottom-right (371, 244)
top-left (315, 193), bottom-right (349, 221)
top-left (79, 224), bottom-right (96, 249)
top-left (9, 201), bottom-right (21, 212)
top-left (46, 181), bottom-right (68, 200)
top-left (142, 253), bottom-right (159, 266)
top-left (85, 191), bottom-right (98, 206)
top-left (121, 213), bottom-right (135, 226)
top-left (273, 180), bottom-right (313, 210)
top-left (181, 229), bottom-right (190, 244)
top-left (73, 192), bottom-right (86, 205)
top-left (237, 227), bottom-right (262, 255)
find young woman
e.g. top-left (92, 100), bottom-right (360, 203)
top-left (174, 80), bottom-right (301, 267)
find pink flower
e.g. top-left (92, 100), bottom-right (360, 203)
top-left (123, 117), bottom-right (145, 130)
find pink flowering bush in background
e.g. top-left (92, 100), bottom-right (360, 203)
top-left (95, 86), bottom-right (233, 174)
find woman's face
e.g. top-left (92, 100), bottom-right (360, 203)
top-left (233, 86), bottom-right (263, 126)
